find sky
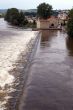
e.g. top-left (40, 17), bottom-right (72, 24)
top-left (0, 0), bottom-right (73, 10)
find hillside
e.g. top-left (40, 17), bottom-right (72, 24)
top-left (0, 9), bottom-right (37, 14)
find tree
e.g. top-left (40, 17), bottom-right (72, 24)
top-left (5, 8), bottom-right (28, 26)
top-left (18, 11), bottom-right (25, 26)
top-left (24, 12), bottom-right (37, 17)
top-left (68, 9), bottom-right (73, 18)
top-left (67, 8), bottom-right (73, 37)
top-left (5, 8), bottom-right (19, 25)
top-left (37, 3), bottom-right (52, 19)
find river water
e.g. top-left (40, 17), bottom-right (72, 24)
top-left (19, 30), bottom-right (73, 110)
top-left (1, 18), bottom-right (73, 110)
top-left (0, 18), bottom-right (39, 110)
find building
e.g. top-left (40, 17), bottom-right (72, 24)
top-left (58, 12), bottom-right (67, 20)
top-left (58, 12), bottom-right (68, 25)
top-left (25, 16), bottom-right (36, 23)
top-left (37, 16), bottom-right (59, 29)
top-left (37, 12), bottom-right (68, 29)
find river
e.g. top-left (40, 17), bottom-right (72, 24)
top-left (19, 30), bottom-right (73, 110)
top-left (0, 18), bottom-right (39, 110)
top-left (0, 18), bottom-right (73, 110)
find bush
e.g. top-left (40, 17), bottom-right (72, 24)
top-left (67, 19), bottom-right (73, 37)
top-left (67, 8), bottom-right (73, 37)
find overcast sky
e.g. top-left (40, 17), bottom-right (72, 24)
top-left (0, 0), bottom-right (73, 10)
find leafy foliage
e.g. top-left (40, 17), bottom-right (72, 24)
top-left (18, 11), bottom-right (28, 26)
top-left (37, 3), bottom-right (52, 19)
top-left (24, 12), bottom-right (36, 17)
top-left (67, 9), bottom-right (73, 37)
top-left (5, 8), bottom-right (28, 26)
top-left (68, 9), bottom-right (73, 18)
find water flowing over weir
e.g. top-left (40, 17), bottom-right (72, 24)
top-left (0, 19), bottom-right (40, 110)
top-left (2, 18), bottom-right (73, 110)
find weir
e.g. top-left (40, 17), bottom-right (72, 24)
top-left (0, 22), bottom-right (40, 109)
top-left (1, 18), bottom-right (73, 110)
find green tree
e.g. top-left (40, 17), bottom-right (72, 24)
top-left (5, 8), bottom-right (19, 25)
top-left (5, 8), bottom-right (28, 26)
top-left (18, 11), bottom-right (25, 26)
top-left (67, 8), bottom-right (73, 37)
top-left (37, 3), bottom-right (52, 19)
top-left (68, 9), bottom-right (73, 18)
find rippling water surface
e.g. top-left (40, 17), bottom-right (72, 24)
top-left (19, 30), bottom-right (73, 110)
top-left (0, 18), bottom-right (38, 110)
top-left (1, 18), bottom-right (73, 110)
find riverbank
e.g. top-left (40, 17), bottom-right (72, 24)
top-left (32, 28), bottom-right (62, 31)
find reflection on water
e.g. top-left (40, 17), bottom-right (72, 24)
top-left (20, 30), bottom-right (73, 110)
top-left (41, 30), bottom-right (55, 47)
top-left (66, 37), bottom-right (73, 56)
top-left (41, 30), bottom-right (67, 50)
top-left (41, 30), bottom-right (57, 43)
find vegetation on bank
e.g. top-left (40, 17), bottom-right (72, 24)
top-left (67, 8), bottom-right (73, 37)
top-left (24, 12), bottom-right (36, 17)
top-left (4, 3), bottom-right (52, 27)
top-left (5, 3), bottom-right (73, 32)
top-left (4, 8), bottom-right (36, 28)
top-left (0, 13), bottom-right (5, 18)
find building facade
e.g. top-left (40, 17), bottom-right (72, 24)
top-left (37, 16), bottom-right (59, 29)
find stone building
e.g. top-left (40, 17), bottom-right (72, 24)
top-left (37, 16), bottom-right (59, 29)
top-left (37, 10), bottom-right (68, 29)
top-left (58, 12), bottom-right (68, 26)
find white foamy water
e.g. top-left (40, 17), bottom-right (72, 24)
top-left (0, 18), bottom-right (39, 110)
top-left (0, 30), bottom-right (38, 89)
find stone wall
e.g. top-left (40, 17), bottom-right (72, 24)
top-left (37, 17), bottom-right (59, 29)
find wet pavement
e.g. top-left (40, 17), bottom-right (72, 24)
top-left (19, 30), bottom-right (73, 110)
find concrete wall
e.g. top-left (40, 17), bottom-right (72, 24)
top-left (37, 20), bottom-right (41, 28)
top-left (48, 17), bottom-right (58, 28)
top-left (37, 19), bottom-right (50, 29)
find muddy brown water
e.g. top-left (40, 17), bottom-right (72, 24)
top-left (1, 18), bottom-right (73, 110)
top-left (19, 30), bottom-right (73, 110)
top-left (0, 18), bottom-right (38, 110)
